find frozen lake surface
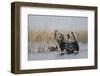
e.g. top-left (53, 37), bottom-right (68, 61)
top-left (28, 43), bottom-right (88, 61)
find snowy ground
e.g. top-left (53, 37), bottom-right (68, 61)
top-left (28, 43), bottom-right (88, 61)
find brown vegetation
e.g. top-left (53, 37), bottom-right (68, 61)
top-left (28, 31), bottom-right (87, 43)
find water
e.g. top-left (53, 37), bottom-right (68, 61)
top-left (28, 43), bottom-right (88, 61)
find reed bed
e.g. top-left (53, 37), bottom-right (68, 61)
top-left (28, 31), bottom-right (87, 43)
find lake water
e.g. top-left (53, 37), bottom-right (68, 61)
top-left (28, 43), bottom-right (88, 61)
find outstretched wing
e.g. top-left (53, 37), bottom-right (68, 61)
top-left (71, 32), bottom-right (79, 43)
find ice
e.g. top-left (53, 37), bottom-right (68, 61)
top-left (28, 43), bottom-right (88, 61)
